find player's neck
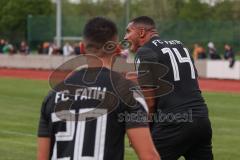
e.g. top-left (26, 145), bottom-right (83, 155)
top-left (140, 32), bottom-right (159, 47)
top-left (87, 56), bottom-right (112, 70)
top-left (149, 31), bottom-right (159, 39)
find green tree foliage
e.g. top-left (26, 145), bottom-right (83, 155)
top-left (178, 0), bottom-right (210, 20)
top-left (1, 0), bottom-right (240, 48)
top-left (0, 0), bottom-right (53, 43)
top-left (61, 0), bottom-right (126, 37)
top-left (212, 0), bottom-right (235, 20)
top-left (176, 0), bottom-right (240, 21)
top-left (61, 0), bottom-right (124, 19)
top-left (130, 0), bottom-right (185, 21)
top-left (232, 1), bottom-right (240, 20)
top-left (212, 0), bottom-right (240, 20)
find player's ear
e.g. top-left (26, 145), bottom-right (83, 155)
top-left (139, 28), bottom-right (146, 38)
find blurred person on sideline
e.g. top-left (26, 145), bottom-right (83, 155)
top-left (37, 17), bottom-right (160, 160)
top-left (42, 42), bottom-right (50, 54)
top-left (224, 44), bottom-right (235, 68)
top-left (63, 42), bottom-right (74, 56)
top-left (48, 42), bottom-right (59, 55)
top-left (37, 43), bottom-right (44, 54)
top-left (124, 16), bottom-right (213, 160)
top-left (2, 41), bottom-right (15, 54)
top-left (73, 42), bottom-right (81, 55)
top-left (207, 42), bottom-right (221, 59)
top-left (19, 41), bottom-right (29, 55)
top-left (0, 39), bottom-right (6, 54)
top-left (193, 43), bottom-right (206, 60)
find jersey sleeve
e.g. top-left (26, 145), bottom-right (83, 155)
top-left (38, 92), bottom-right (54, 137)
top-left (115, 78), bottom-right (149, 129)
top-left (124, 89), bottom-right (149, 129)
top-left (135, 47), bottom-right (159, 88)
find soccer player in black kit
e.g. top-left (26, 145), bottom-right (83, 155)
top-left (37, 17), bottom-right (160, 160)
top-left (124, 16), bottom-right (213, 160)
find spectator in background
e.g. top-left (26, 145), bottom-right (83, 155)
top-left (42, 42), bottom-right (50, 54)
top-left (63, 42), bottom-right (74, 56)
top-left (48, 42), bottom-right (59, 55)
top-left (193, 43), bottom-right (206, 60)
top-left (19, 41), bottom-right (29, 55)
top-left (0, 39), bottom-right (6, 54)
top-left (73, 42), bottom-right (81, 55)
top-left (207, 41), bottom-right (221, 59)
top-left (224, 44), bottom-right (235, 68)
top-left (2, 41), bottom-right (15, 54)
top-left (37, 43), bottom-right (44, 54)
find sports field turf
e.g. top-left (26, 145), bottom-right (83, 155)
top-left (0, 77), bottom-right (239, 160)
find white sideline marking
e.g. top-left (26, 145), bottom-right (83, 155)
top-left (0, 130), bottom-right (35, 137)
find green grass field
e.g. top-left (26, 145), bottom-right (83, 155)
top-left (0, 77), bottom-right (239, 160)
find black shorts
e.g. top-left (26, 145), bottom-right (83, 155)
top-left (152, 117), bottom-right (213, 160)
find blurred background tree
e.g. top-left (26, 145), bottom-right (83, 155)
top-left (0, 0), bottom-right (53, 44)
top-left (1, 0), bottom-right (240, 50)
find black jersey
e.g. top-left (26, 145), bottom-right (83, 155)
top-left (38, 67), bottom-right (148, 160)
top-left (135, 37), bottom-right (208, 122)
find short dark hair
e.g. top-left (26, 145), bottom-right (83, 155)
top-left (130, 16), bottom-right (156, 27)
top-left (83, 17), bottom-right (118, 48)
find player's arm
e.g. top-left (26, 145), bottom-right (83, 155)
top-left (37, 93), bottom-right (53, 160)
top-left (135, 47), bottom-right (158, 114)
top-left (121, 85), bottom-right (160, 160)
top-left (127, 127), bottom-right (160, 160)
top-left (37, 137), bottom-right (50, 160)
top-left (125, 72), bottom-right (155, 113)
top-left (141, 87), bottom-right (156, 114)
top-left (136, 47), bottom-right (172, 114)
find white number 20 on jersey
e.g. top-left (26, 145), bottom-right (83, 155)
top-left (161, 47), bottom-right (196, 81)
top-left (51, 108), bottom-right (107, 160)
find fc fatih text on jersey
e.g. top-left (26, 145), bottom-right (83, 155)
top-left (55, 87), bottom-right (107, 103)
